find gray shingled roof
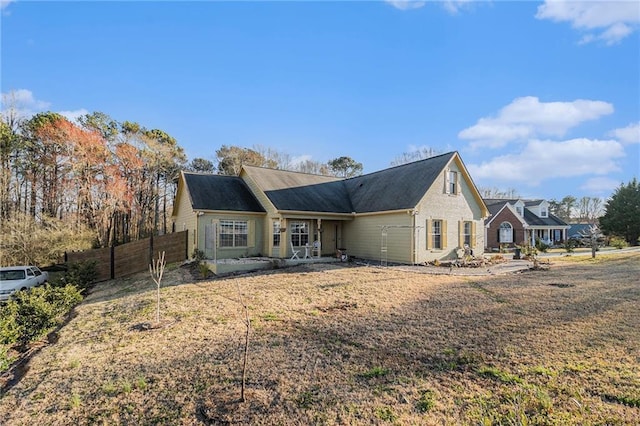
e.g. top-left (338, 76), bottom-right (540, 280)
top-left (182, 172), bottom-right (265, 212)
top-left (241, 166), bottom-right (351, 213)
top-left (345, 152), bottom-right (456, 213)
top-left (184, 152), bottom-right (460, 215)
top-left (523, 210), bottom-right (567, 227)
top-left (483, 198), bottom-right (568, 227)
top-left (242, 152), bottom-right (456, 214)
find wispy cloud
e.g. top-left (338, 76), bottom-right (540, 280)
top-left (59, 109), bottom-right (90, 123)
top-left (580, 176), bottom-right (623, 194)
top-left (1, 89), bottom-right (88, 123)
top-left (442, 0), bottom-right (474, 15)
top-left (458, 96), bottom-right (613, 148)
top-left (1, 89), bottom-right (51, 118)
top-left (609, 121), bottom-right (640, 144)
top-left (385, 0), bottom-right (475, 14)
top-left (536, 0), bottom-right (640, 45)
top-left (385, 1), bottom-right (426, 11)
top-left (0, 0), bottom-right (14, 10)
top-left (467, 138), bottom-right (625, 186)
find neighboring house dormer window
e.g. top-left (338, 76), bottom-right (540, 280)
top-left (540, 207), bottom-right (548, 217)
top-left (516, 206), bottom-right (523, 216)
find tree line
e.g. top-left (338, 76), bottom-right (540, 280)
top-left (0, 103), bottom-right (365, 264)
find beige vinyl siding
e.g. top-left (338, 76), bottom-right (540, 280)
top-left (197, 213), bottom-right (264, 259)
top-left (343, 212), bottom-right (412, 264)
top-left (415, 158), bottom-right (485, 262)
top-left (240, 170), bottom-right (278, 256)
top-left (172, 180), bottom-right (198, 257)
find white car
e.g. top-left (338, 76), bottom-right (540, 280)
top-left (0, 266), bottom-right (49, 302)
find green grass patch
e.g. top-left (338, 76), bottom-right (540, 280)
top-left (478, 366), bottom-right (523, 384)
top-left (359, 366), bottom-right (389, 379)
top-left (374, 406), bottom-right (398, 422)
top-left (416, 389), bottom-right (436, 413)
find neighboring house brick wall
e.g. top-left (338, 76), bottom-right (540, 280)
top-left (486, 207), bottom-right (525, 250)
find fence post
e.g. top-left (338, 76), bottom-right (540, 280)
top-left (110, 246), bottom-right (115, 280)
top-left (149, 234), bottom-right (154, 264)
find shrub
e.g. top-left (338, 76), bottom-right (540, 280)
top-left (535, 238), bottom-right (550, 253)
top-left (0, 284), bottom-right (83, 346)
top-left (563, 239), bottom-right (577, 253)
top-left (54, 261), bottom-right (98, 291)
top-left (0, 344), bottom-right (15, 372)
top-left (609, 236), bottom-right (627, 249)
top-left (192, 249), bottom-right (205, 262)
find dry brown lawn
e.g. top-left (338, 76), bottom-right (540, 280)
top-left (1, 252), bottom-right (639, 425)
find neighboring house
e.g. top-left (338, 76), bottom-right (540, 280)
top-left (172, 151), bottom-right (489, 264)
top-left (484, 199), bottom-right (570, 250)
top-left (568, 223), bottom-right (594, 240)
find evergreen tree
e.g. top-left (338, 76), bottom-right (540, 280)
top-left (599, 178), bottom-right (640, 245)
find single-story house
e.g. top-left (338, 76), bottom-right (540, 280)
top-left (484, 198), bottom-right (570, 250)
top-left (171, 151), bottom-right (489, 265)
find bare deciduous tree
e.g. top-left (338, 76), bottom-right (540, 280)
top-left (149, 251), bottom-right (166, 324)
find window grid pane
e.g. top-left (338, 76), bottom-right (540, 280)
top-left (273, 221), bottom-right (281, 247)
top-left (219, 220), bottom-right (248, 248)
top-left (464, 222), bottom-right (471, 246)
top-left (290, 221), bottom-right (309, 246)
top-left (433, 220), bottom-right (442, 249)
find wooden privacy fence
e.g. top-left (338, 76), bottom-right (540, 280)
top-left (64, 231), bottom-right (188, 282)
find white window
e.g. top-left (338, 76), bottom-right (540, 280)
top-left (540, 207), bottom-right (548, 217)
top-left (219, 220), bottom-right (248, 247)
top-left (273, 220), bottom-right (281, 247)
top-left (499, 222), bottom-right (513, 243)
top-left (448, 171), bottom-right (458, 194)
top-left (516, 206), bottom-right (523, 216)
top-left (290, 221), bottom-right (309, 246)
top-left (433, 220), bottom-right (442, 249)
top-left (463, 221), bottom-right (472, 246)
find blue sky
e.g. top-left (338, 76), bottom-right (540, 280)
top-left (2, 0), bottom-right (639, 201)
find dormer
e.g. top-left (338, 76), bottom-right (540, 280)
top-left (525, 200), bottom-right (549, 218)
top-left (513, 199), bottom-right (525, 217)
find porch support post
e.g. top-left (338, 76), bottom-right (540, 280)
top-left (316, 218), bottom-right (322, 258)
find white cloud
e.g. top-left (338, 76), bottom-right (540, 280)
top-left (580, 176), bottom-right (622, 194)
top-left (467, 138), bottom-right (625, 185)
top-left (1, 89), bottom-right (89, 123)
top-left (289, 154), bottom-right (313, 167)
top-left (458, 96), bottom-right (614, 148)
top-left (536, 1), bottom-right (640, 45)
top-left (442, 0), bottom-right (473, 15)
top-left (59, 109), bottom-right (89, 123)
top-left (1, 89), bottom-right (51, 119)
top-left (609, 121), bottom-right (640, 144)
top-left (385, 1), bottom-right (426, 11)
top-left (0, 0), bottom-right (14, 10)
top-left (385, 0), bottom-right (475, 13)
